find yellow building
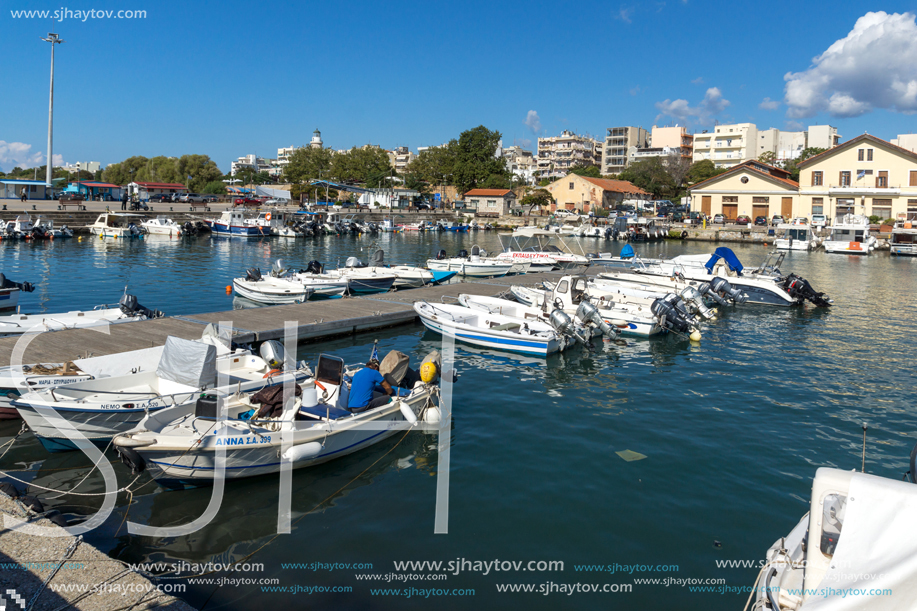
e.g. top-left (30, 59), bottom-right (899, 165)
top-left (544, 173), bottom-right (649, 213)
top-left (689, 161), bottom-right (799, 221)
top-left (796, 134), bottom-right (917, 221)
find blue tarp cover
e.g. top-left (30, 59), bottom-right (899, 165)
top-left (620, 244), bottom-right (635, 259)
top-left (704, 247), bottom-right (744, 276)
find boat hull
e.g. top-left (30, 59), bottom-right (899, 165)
top-left (206, 221), bottom-right (267, 237)
top-left (232, 279), bottom-right (312, 305)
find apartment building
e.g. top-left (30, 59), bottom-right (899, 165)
top-left (807, 125), bottom-right (841, 149)
top-left (231, 154), bottom-right (274, 176)
top-left (537, 130), bottom-right (602, 180)
top-left (602, 126), bottom-right (648, 175)
top-left (757, 128), bottom-right (807, 163)
top-left (61, 161), bottom-right (102, 174)
top-left (692, 123), bottom-right (759, 169)
top-left (502, 146), bottom-right (537, 184)
top-left (387, 146), bottom-right (415, 175)
top-left (650, 126), bottom-right (693, 160)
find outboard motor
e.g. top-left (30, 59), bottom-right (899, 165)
top-left (548, 309), bottom-right (588, 345)
top-left (119, 293), bottom-right (164, 319)
top-left (271, 259), bottom-right (286, 276)
top-left (436, 249), bottom-right (447, 260)
top-left (128, 223), bottom-right (142, 237)
top-left (650, 294), bottom-right (693, 334)
top-left (344, 256), bottom-right (364, 268)
top-left (575, 300), bottom-right (619, 339)
top-left (782, 274), bottom-right (833, 307)
top-left (259, 340), bottom-right (286, 370)
top-left (246, 267), bottom-right (263, 282)
top-left (696, 282), bottom-right (728, 307)
top-left (709, 277), bottom-right (747, 304)
top-left (679, 286), bottom-right (717, 321)
top-left (306, 260), bottom-right (324, 274)
top-left (0, 274), bottom-right (35, 293)
top-left (458, 249), bottom-right (469, 259)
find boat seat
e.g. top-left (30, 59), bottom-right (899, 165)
top-left (489, 322), bottom-right (521, 331)
top-left (298, 403), bottom-right (352, 420)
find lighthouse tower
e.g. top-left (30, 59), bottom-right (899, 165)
top-left (310, 129), bottom-right (323, 149)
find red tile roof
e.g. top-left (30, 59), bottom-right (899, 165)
top-left (689, 160), bottom-right (799, 191)
top-left (75, 181), bottom-right (120, 188)
top-left (133, 182), bottom-right (187, 189)
top-left (579, 176), bottom-right (650, 195)
top-left (464, 189), bottom-right (513, 197)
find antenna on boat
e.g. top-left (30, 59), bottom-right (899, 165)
top-left (861, 423), bottom-right (868, 473)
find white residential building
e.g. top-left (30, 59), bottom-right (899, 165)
top-left (387, 146), bottom-right (415, 174)
top-left (537, 130), bottom-right (602, 180)
top-left (890, 134), bottom-right (917, 152)
top-left (692, 123), bottom-right (759, 169)
top-left (62, 161), bottom-right (102, 174)
top-left (808, 125), bottom-right (841, 149)
top-left (231, 154), bottom-right (274, 176)
top-left (757, 128), bottom-right (807, 164)
top-left (602, 126), bottom-right (649, 174)
top-left (501, 146), bottom-right (537, 184)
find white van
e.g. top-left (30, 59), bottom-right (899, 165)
top-left (811, 214), bottom-right (828, 228)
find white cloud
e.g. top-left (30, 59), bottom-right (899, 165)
top-left (654, 87), bottom-right (731, 125)
top-left (785, 120), bottom-right (804, 131)
top-left (759, 97), bottom-right (780, 110)
top-left (784, 11), bottom-right (917, 118)
top-left (629, 85), bottom-right (641, 96)
top-left (524, 110), bottom-right (542, 134)
top-left (691, 77), bottom-right (704, 85)
top-left (0, 141), bottom-right (44, 172)
top-left (617, 6), bottom-right (633, 23)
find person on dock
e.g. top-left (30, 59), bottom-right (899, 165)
top-left (121, 191), bottom-right (128, 211)
top-left (347, 358), bottom-right (393, 412)
top-left (20, 188), bottom-right (27, 203)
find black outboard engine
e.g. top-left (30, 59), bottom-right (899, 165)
top-left (782, 274), bottom-right (832, 307)
top-left (650, 294), bottom-right (693, 334)
top-left (31, 226), bottom-right (47, 239)
top-left (246, 267), bottom-right (263, 282)
top-left (709, 277), bottom-right (748, 304)
top-left (119, 293), bottom-right (164, 319)
top-left (0, 274), bottom-right (35, 293)
top-left (458, 249), bottom-right (469, 259)
top-left (436, 249), bottom-right (447, 260)
top-left (696, 282), bottom-right (728, 307)
top-left (306, 260), bottom-right (324, 274)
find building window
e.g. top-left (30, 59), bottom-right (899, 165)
top-left (840, 171), bottom-right (851, 186)
top-left (812, 197), bottom-right (824, 215)
top-left (722, 196), bottom-right (738, 203)
top-left (487, 200), bottom-right (496, 208)
top-left (569, 182), bottom-right (574, 190)
top-left (867, 149), bottom-right (873, 161)
top-left (876, 171), bottom-right (888, 188)
top-left (858, 149), bottom-right (864, 161)
top-left (812, 171), bottom-right (823, 186)
top-left (752, 196), bottom-right (769, 203)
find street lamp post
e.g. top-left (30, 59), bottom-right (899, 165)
top-left (41, 33), bottom-right (64, 193)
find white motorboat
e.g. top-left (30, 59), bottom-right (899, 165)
top-left (141, 216), bottom-right (184, 237)
top-left (0, 274), bottom-right (34, 312)
top-left (752, 455), bottom-right (917, 611)
top-left (588, 277), bottom-right (720, 321)
top-left (774, 221), bottom-right (817, 251)
top-left (86, 213), bottom-right (145, 238)
top-left (0, 293), bottom-right (163, 338)
top-left (342, 250), bottom-right (433, 289)
top-left (496, 231), bottom-right (590, 269)
top-left (457, 294), bottom-right (616, 342)
top-left (13, 337), bottom-right (310, 452)
top-left (232, 271), bottom-right (315, 304)
top-left (35, 216), bottom-right (73, 238)
top-left (426, 249), bottom-right (515, 278)
top-left (890, 219), bottom-right (917, 256)
top-left (380, 218), bottom-right (402, 233)
top-left (205, 208), bottom-right (266, 237)
top-left (510, 275), bottom-right (676, 338)
top-left (414, 301), bottom-right (575, 356)
top-left (823, 214), bottom-right (876, 255)
top-left (113, 352), bottom-right (441, 487)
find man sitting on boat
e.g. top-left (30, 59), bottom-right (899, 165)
top-left (348, 358), bottom-right (395, 412)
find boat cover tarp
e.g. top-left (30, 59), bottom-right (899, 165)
top-left (704, 247), bottom-right (744, 276)
top-left (620, 244), bottom-right (635, 259)
top-left (801, 472), bottom-right (917, 610)
top-left (156, 336), bottom-right (217, 389)
top-left (200, 323), bottom-right (233, 356)
top-left (380, 350), bottom-right (410, 386)
top-left (255, 186), bottom-right (291, 200)
top-left (72, 346), bottom-right (164, 379)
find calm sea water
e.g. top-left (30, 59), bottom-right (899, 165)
top-left (2, 233), bottom-right (916, 610)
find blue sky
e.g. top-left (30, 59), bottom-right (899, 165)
top-left (3, 0), bottom-right (917, 173)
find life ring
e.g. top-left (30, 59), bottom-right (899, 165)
top-left (265, 212), bottom-right (272, 221)
top-left (263, 369), bottom-right (282, 378)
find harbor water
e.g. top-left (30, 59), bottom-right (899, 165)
top-left (2, 233), bottom-right (916, 609)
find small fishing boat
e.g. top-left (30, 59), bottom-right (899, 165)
top-left (86, 213), bottom-right (145, 239)
top-left (235, 261), bottom-right (347, 302)
top-left (379, 218), bottom-right (402, 233)
top-left (402, 222), bottom-right (425, 231)
top-left (496, 231), bottom-right (590, 269)
top-left (113, 351), bottom-right (441, 488)
top-left (35, 216), bottom-right (73, 238)
top-left (438, 221), bottom-right (468, 232)
top-left (205, 208), bottom-right (268, 237)
top-left (322, 266), bottom-right (397, 295)
top-left (342, 250), bottom-right (433, 289)
top-left (774, 221), bottom-right (817, 251)
top-left (0, 293), bottom-right (163, 338)
top-left (890, 219), bottom-right (917, 256)
top-left (13, 337), bottom-right (310, 452)
top-left (426, 249), bottom-right (515, 278)
top-left (823, 214), bottom-right (876, 255)
top-left (414, 301), bottom-right (576, 356)
top-left (0, 274), bottom-right (35, 312)
top-left (457, 294), bottom-right (616, 342)
top-left (141, 216), bottom-right (184, 237)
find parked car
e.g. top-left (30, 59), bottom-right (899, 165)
top-left (713, 213), bottom-right (725, 224)
top-left (234, 197), bottom-right (263, 206)
top-left (771, 214), bottom-right (785, 225)
top-left (415, 202), bottom-right (432, 211)
top-left (671, 211), bottom-right (685, 223)
top-left (735, 215), bottom-right (752, 226)
top-left (791, 217), bottom-right (809, 225)
top-left (554, 209), bottom-right (575, 217)
top-left (180, 193), bottom-right (207, 203)
top-left (811, 214), bottom-right (828, 228)
top-left (754, 216), bottom-right (768, 226)
top-left (149, 194), bottom-right (170, 203)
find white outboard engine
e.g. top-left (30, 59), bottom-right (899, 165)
top-left (119, 293), bottom-right (164, 319)
top-left (696, 282), bottom-right (728, 307)
top-left (679, 286), bottom-right (717, 321)
top-left (271, 259), bottom-right (286, 276)
top-left (259, 340), bottom-right (286, 370)
top-left (128, 223), bottom-right (142, 237)
top-left (650, 294), bottom-right (694, 334)
top-left (344, 256), bottom-right (364, 268)
top-left (575, 300), bottom-right (619, 339)
top-left (548, 309), bottom-right (587, 345)
top-left (246, 267), bottom-right (263, 282)
top-left (709, 277), bottom-right (748, 304)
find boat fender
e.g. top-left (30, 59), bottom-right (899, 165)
top-left (43, 509), bottom-right (69, 528)
top-left (113, 436), bottom-right (155, 448)
top-left (420, 361), bottom-right (438, 383)
top-left (115, 446), bottom-right (146, 474)
top-left (282, 442), bottom-right (323, 462)
top-left (263, 369), bottom-right (283, 379)
top-left (400, 402), bottom-right (418, 424)
top-left (0, 482), bottom-right (20, 499)
top-left (423, 406), bottom-right (442, 424)
top-left (681, 231), bottom-right (688, 239)
top-left (18, 495), bottom-right (43, 513)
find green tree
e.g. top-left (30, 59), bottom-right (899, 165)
top-left (782, 147), bottom-right (826, 182)
top-left (758, 151), bottom-right (777, 166)
top-left (330, 147), bottom-right (393, 187)
top-left (617, 158), bottom-right (676, 199)
top-left (520, 188), bottom-right (554, 211)
top-left (481, 173), bottom-right (511, 189)
top-left (569, 164), bottom-right (602, 178)
top-left (452, 126), bottom-right (510, 194)
top-left (176, 154), bottom-right (223, 193)
top-left (404, 142), bottom-right (457, 186)
top-left (283, 146), bottom-right (334, 186)
top-left (686, 159), bottom-right (727, 185)
top-left (201, 180), bottom-right (227, 195)
top-left (102, 156), bottom-right (149, 185)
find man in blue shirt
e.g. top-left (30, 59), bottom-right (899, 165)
top-left (348, 359), bottom-right (394, 412)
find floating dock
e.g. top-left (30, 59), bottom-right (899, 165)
top-left (0, 272), bottom-right (567, 364)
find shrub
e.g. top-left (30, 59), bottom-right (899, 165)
top-left (868, 215), bottom-right (881, 224)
